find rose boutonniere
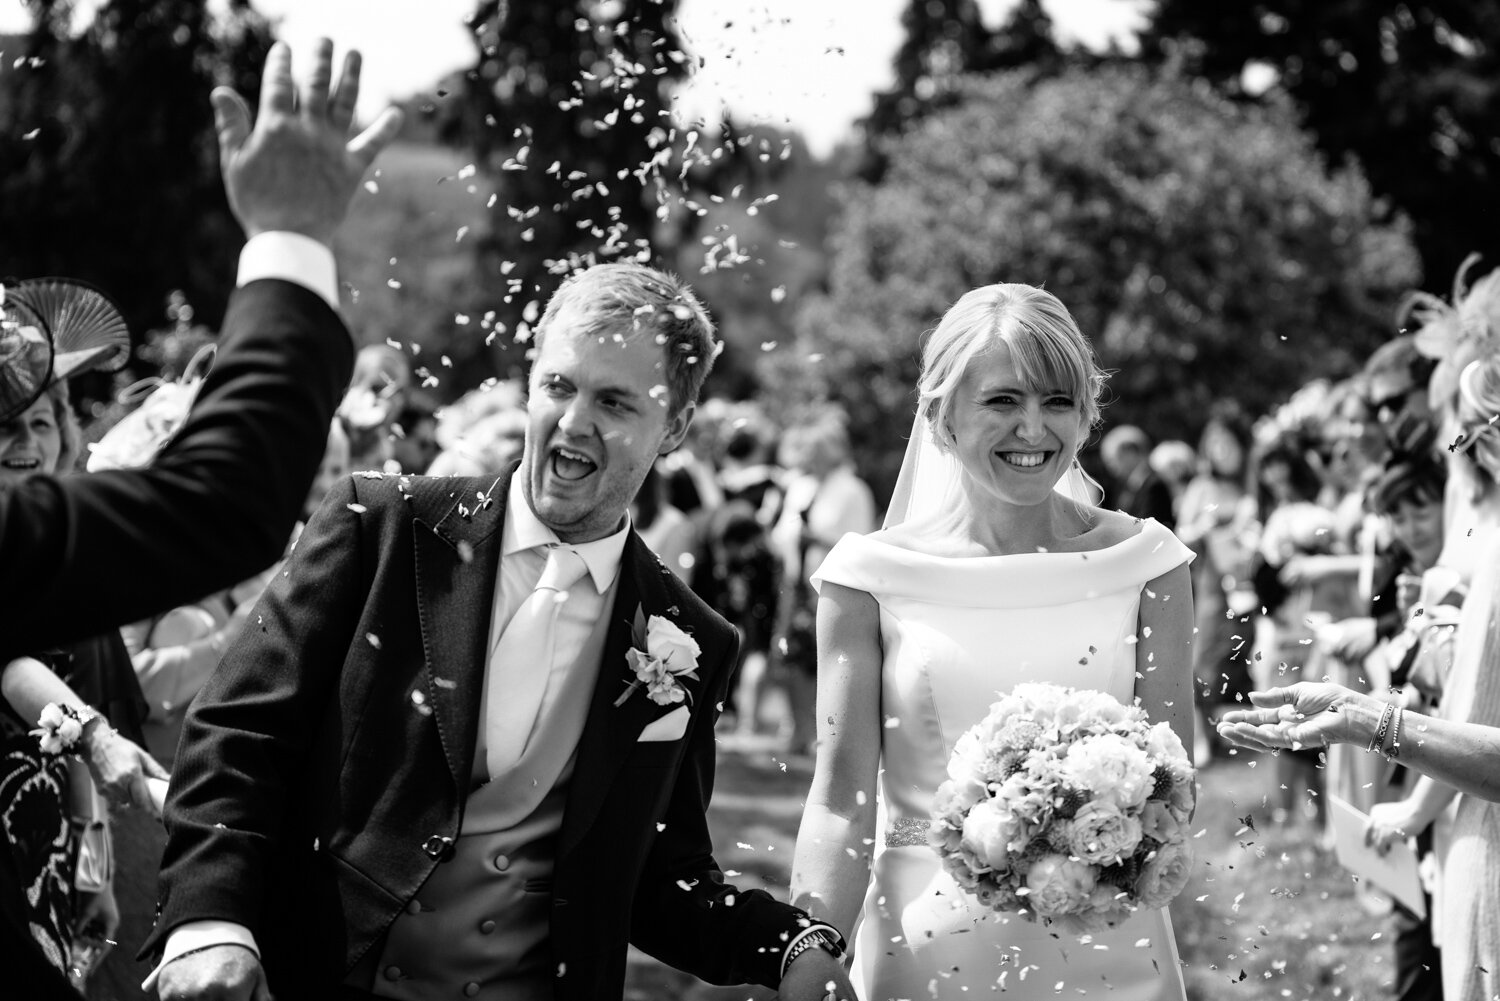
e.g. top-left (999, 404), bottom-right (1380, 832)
top-left (615, 609), bottom-right (701, 707)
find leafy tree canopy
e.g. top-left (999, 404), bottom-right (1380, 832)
top-left (1141, 0), bottom-right (1500, 292)
top-left (0, 0), bottom-right (272, 361)
top-left (775, 65), bottom-right (1420, 501)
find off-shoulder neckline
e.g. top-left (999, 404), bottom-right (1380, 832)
top-left (861, 517), bottom-right (1156, 562)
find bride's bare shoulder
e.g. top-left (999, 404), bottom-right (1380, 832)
top-left (1065, 507), bottom-right (1149, 551)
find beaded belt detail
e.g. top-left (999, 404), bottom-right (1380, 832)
top-left (887, 816), bottom-right (931, 848)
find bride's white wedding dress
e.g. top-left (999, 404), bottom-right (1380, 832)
top-left (813, 518), bottom-right (1192, 1000)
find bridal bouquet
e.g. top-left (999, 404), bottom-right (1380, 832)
top-left (930, 683), bottom-right (1195, 934)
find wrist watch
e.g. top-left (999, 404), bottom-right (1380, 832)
top-left (783, 927), bottom-right (845, 972)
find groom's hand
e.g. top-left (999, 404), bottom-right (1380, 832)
top-left (778, 948), bottom-right (857, 1001)
top-left (155, 944), bottom-right (271, 1001)
top-left (1215, 682), bottom-right (1364, 752)
top-left (210, 39), bottom-right (403, 244)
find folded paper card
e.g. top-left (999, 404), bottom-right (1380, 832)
top-left (1328, 794), bottom-right (1426, 918)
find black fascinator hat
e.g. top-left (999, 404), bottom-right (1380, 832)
top-left (0, 278), bottom-right (130, 421)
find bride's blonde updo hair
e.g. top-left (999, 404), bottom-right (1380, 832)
top-left (1455, 353), bottom-right (1500, 497)
top-left (917, 284), bottom-right (1107, 455)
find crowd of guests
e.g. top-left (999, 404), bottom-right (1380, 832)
top-left (4, 38), bottom-right (1499, 1001)
top-left (1186, 260), bottom-right (1497, 1001)
top-left (9, 267), bottom-right (1495, 996)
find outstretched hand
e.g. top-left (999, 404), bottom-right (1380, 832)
top-left (84, 726), bottom-right (171, 816)
top-left (1215, 682), bottom-right (1367, 753)
top-left (211, 39), bottom-right (404, 244)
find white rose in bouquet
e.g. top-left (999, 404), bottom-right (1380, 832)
top-left (1136, 840), bottom-right (1194, 909)
top-left (1024, 853), bottom-right (1097, 917)
top-left (1061, 733), bottom-right (1154, 809)
top-left (1062, 801), bottom-right (1143, 866)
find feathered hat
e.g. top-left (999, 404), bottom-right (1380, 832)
top-left (0, 278), bottom-right (130, 421)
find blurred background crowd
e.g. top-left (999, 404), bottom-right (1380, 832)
top-left (7, 0), bottom-right (1500, 998)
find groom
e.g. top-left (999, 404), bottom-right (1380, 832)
top-left (145, 262), bottom-right (854, 1001)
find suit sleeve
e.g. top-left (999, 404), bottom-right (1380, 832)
top-left (0, 279), bottom-right (352, 659)
top-left (144, 475), bottom-right (367, 953)
top-left (628, 627), bottom-right (816, 989)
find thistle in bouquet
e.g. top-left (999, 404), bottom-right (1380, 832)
top-left (930, 683), bottom-right (1195, 934)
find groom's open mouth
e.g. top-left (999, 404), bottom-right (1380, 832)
top-left (549, 445), bottom-right (598, 482)
top-left (997, 450), bottom-right (1052, 469)
top-left (0, 457), bottom-right (40, 471)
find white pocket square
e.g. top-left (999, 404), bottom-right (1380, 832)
top-left (637, 705), bottom-right (690, 743)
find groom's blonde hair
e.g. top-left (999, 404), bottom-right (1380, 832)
top-left (532, 263), bottom-right (717, 416)
top-left (917, 283), bottom-right (1106, 455)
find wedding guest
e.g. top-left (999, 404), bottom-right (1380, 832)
top-left (632, 461), bottom-right (699, 578)
top-left (1232, 352), bottom-right (1500, 1000)
top-left (770, 414), bottom-right (875, 757)
top-left (0, 357), bottom-right (164, 987)
top-left (1248, 435), bottom-right (1343, 826)
top-left (1149, 438), bottom-right (1197, 519)
top-left (340, 343), bottom-right (411, 472)
top-left (388, 393), bottom-right (440, 474)
top-left (1176, 404), bottom-right (1256, 765)
top-left (0, 37), bottom-right (405, 999)
top-left (1364, 335), bottom-right (1440, 461)
top-left (790, 282), bottom-right (1195, 998)
top-left (425, 405), bottom-right (527, 477)
top-left (696, 500), bottom-right (781, 734)
top-left (144, 262), bottom-right (854, 1001)
top-left (716, 409), bottom-right (783, 523)
top-left (0, 39), bottom-right (404, 659)
top-left (1363, 456), bottom-right (1450, 1001)
top-left (1101, 423), bottom-right (1176, 528)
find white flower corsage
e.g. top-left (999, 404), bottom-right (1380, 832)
top-left (615, 611), bottom-right (701, 707)
top-left (31, 702), bottom-right (94, 755)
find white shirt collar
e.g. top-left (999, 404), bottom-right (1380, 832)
top-left (502, 473), bottom-right (628, 593)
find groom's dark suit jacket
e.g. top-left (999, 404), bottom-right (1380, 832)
top-left (147, 467), bottom-right (813, 999)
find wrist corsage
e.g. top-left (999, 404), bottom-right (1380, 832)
top-left (32, 703), bottom-right (104, 755)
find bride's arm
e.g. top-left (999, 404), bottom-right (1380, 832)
top-left (789, 581), bottom-right (882, 942)
top-left (1136, 562), bottom-right (1197, 761)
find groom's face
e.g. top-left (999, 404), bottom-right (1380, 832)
top-left (523, 317), bottom-right (693, 543)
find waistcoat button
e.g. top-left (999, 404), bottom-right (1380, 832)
top-left (492, 853), bottom-right (510, 872)
top-left (384, 965), bottom-right (402, 982)
top-left (463, 983), bottom-right (480, 997)
top-left (479, 918), bottom-right (497, 934)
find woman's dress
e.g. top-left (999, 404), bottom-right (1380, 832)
top-left (813, 519), bottom-right (1193, 1000)
top-left (1433, 529), bottom-right (1500, 999)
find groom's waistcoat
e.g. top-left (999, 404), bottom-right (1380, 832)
top-left (352, 572), bottom-right (616, 1000)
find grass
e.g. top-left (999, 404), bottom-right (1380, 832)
top-left (625, 736), bottom-right (1401, 1000)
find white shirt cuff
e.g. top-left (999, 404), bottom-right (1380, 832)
top-left (141, 920), bottom-right (260, 992)
top-left (237, 231), bottom-right (339, 312)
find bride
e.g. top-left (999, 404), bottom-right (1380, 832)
top-left (789, 284), bottom-right (1196, 999)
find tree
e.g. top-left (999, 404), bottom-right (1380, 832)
top-left (1140, 1), bottom-right (1500, 292)
top-left (773, 66), bottom-right (1420, 501)
top-left (442, 0), bottom-right (696, 382)
top-left (0, 0), bottom-right (273, 361)
top-left (858, 0), bottom-right (1066, 181)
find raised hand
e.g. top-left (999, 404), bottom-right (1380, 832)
top-left (1215, 682), bottom-right (1369, 753)
top-left (83, 725), bottom-right (171, 816)
top-left (210, 39), bottom-right (404, 244)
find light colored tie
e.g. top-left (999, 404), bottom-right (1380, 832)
top-left (485, 546), bottom-right (590, 778)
